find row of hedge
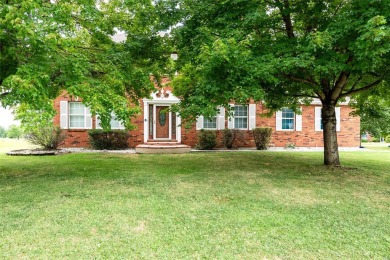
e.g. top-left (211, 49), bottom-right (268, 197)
top-left (34, 128), bottom-right (273, 150)
top-left (85, 128), bottom-right (273, 150)
top-left (89, 128), bottom-right (273, 150)
top-left (26, 127), bottom-right (272, 150)
top-left (35, 127), bottom-right (390, 151)
top-left (25, 127), bottom-right (130, 150)
top-left (196, 128), bottom-right (273, 150)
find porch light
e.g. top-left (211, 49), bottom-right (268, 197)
top-left (170, 52), bottom-right (178, 61)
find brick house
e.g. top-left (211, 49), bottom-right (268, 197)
top-left (54, 80), bottom-right (360, 149)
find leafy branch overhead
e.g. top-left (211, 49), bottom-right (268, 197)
top-left (169, 0), bottom-right (389, 110)
top-left (0, 0), bottom-right (170, 129)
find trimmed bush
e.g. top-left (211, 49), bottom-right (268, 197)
top-left (196, 129), bottom-right (217, 150)
top-left (88, 130), bottom-right (129, 150)
top-left (252, 127), bottom-right (272, 150)
top-left (385, 135), bottom-right (390, 143)
top-left (25, 126), bottom-right (66, 150)
top-left (222, 129), bottom-right (237, 149)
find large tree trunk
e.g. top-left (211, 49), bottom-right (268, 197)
top-left (322, 103), bottom-right (340, 166)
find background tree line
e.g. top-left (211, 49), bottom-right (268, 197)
top-left (0, 125), bottom-right (22, 139)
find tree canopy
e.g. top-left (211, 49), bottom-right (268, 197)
top-left (0, 0), bottom-right (169, 128)
top-left (166, 0), bottom-right (390, 165)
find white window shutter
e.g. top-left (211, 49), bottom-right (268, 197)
top-left (249, 104), bottom-right (256, 130)
top-left (275, 111), bottom-right (283, 131)
top-left (295, 107), bottom-right (302, 131)
top-left (196, 116), bottom-right (204, 130)
top-left (228, 104), bottom-right (235, 129)
top-left (85, 107), bottom-right (92, 129)
top-left (217, 107), bottom-right (225, 130)
top-left (295, 115), bottom-right (302, 131)
top-left (60, 101), bottom-right (68, 129)
top-left (315, 107), bottom-right (322, 131)
top-left (336, 107), bottom-right (341, 132)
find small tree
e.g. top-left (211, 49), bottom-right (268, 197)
top-left (25, 126), bottom-right (66, 150)
top-left (17, 106), bottom-right (66, 149)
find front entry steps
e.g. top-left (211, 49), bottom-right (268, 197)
top-left (136, 141), bottom-right (191, 154)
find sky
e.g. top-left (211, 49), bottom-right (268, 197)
top-left (0, 107), bottom-right (20, 128)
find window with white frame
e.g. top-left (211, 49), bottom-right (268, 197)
top-left (275, 107), bottom-right (302, 131)
top-left (196, 107), bottom-right (225, 130)
top-left (69, 102), bottom-right (88, 128)
top-left (203, 116), bottom-right (217, 129)
top-left (234, 105), bottom-right (248, 129)
top-left (59, 101), bottom-right (92, 129)
top-left (281, 108), bottom-right (295, 130)
top-left (227, 104), bottom-right (256, 130)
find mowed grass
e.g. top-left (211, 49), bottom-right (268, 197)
top-left (0, 150), bottom-right (389, 259)
top-left (362, 142), bottom-right (390, 151)
top-left (0, 138), bottom-right (37, 153)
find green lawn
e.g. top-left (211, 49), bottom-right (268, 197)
top-left (362, 141), bottom-right (390, 151)
top-left (0, 149), bottom-right (389, 258)
top-left (0, 138), bottom-right (37, 153)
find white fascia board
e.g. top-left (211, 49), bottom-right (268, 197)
top-left (308, 98), bottom-right (350, 106)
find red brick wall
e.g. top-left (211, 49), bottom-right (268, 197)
top-left (255, 103), bottom-right (360, 147)
top-left (128, 101), bottom-right (145, 147)
top-left (54, 93), bottom-right (146, 148)
top-left (53, 92), bottom-right (91, 147)
top-left (54, 92), bottom-right (360, 148)
top-left (179, 102), bottom-right (360, 148)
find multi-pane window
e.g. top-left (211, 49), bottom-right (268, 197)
top-left (69, 102), bottom-right (86, 128)
top-left (234, 105), bottom-right (248, 129)
top-left (281, 108), bottom-right (295, 130)
top-left (203, 117), bottom-right (217, 129)
top-left (196, 107), bottom-right (226, 130)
